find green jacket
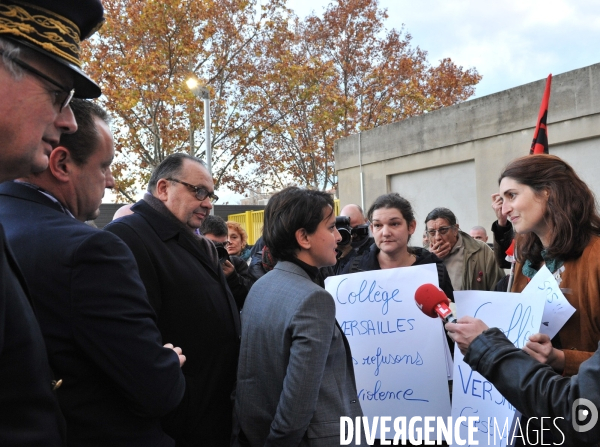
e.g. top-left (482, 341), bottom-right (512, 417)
top-left (458, 230), bottom-right (506, 291)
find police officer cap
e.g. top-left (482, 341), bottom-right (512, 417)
top-left (0, 0), bottom-right (104, 98)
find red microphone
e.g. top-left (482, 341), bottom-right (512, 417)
top-left (414, 284), bottom-right (457, 323)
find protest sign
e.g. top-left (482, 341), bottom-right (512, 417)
top-left (521, 265), bottom-right (575, 339)
top-left (451, 291), bottom-right (546, 446)
top-left (325, 264), bottom-right (452, 429)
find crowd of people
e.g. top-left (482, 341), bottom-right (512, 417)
top-left (2, 1), bottom-right (600, 446)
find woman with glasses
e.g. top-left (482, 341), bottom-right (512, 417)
top-left (425, 207), bottom-right (505, 291)
top-left (341, 193), bottom-right (454, 301)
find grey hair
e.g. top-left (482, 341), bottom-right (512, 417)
top-left (0, 37), bottom-right (24, 79)
top-left (424, 207), bottom-right (458, 226)
top-left (470, 225), bottom-right (487, 235)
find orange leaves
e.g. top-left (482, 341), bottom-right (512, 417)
top-left (83, 0), bottom-right (480, 200)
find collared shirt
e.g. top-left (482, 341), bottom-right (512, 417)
top-left (15, 181), bottom-right (75, 219)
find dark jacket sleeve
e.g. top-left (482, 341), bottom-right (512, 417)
top-left (465, 328), bottom-right (600, 447)
top-left (71, 231), bottom-right (185, 417)
top-left (491, 221), bottom-right (514, 269)
top-left (436, 262), bottom-right (454, 302)
top-left (227, 256), bottom-right (255, 310)
top-left (248, 251), bottom-right (267, 281)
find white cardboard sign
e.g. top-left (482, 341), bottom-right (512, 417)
top-left (325, 264), bottom-right (452, 432)
top-left (450, 291), bottom-right (546, 446)
top-left (521, 265), bottom-right (575, 339)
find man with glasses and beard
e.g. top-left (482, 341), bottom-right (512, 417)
top-left (105, 153), bottom-right (241, 447)
top-left (425, 207), bottom-right (505, 291)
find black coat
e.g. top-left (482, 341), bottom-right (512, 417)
top-left (0, 224), bottom-right (65, 446)
top-left (334, 236), bottom-right (375, 275)
top-left (465, 328), bottom-right (600, 447)
top-left (491, 220), bottom-right (514, 269)
top-left (0, 182), bottom-right (185, 447)
top-left (105, 199), bottom-right (241, 447)
top-left (226, 255), bottom-right (254, 310)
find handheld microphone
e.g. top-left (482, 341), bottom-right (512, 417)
top-left (414, 283), bottom-right (457, 323)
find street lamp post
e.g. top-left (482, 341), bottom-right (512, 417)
top-left (186, 77), bottom-right (211, 176)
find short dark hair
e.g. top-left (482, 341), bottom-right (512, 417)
top-left (425, 207), bottom-right (457, 226)
top-left (263, 186), bottom-right (334, 261)
top-left (148, 153), bottom-right (206, 193)
top-left (367, 193), bottom-right (416, 243)
top-left (58, 99), bottom-right (110, 165)
top-left (200, 215), bottom-right (228, 237)
top-left (499, 154), bottom-right (600, 263)
top-left (367, 193), bottom-right (415, 224)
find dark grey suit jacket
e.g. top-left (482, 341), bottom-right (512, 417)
top-left (234, 261), bottom-right (363, 447)
top-left (0, 182), bottom-right (185, 446)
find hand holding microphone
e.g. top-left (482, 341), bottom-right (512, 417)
top-left (414, 284), bottom-right (489, 354)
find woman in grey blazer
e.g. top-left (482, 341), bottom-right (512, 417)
top-left (233, 187), bottom-right (363, 447)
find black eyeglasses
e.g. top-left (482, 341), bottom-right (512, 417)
top-left (0, 50), bottom-right (75, 112)
top-left (167, 178), bottom-right (219, 203)
top-left (426, 225), bottom-right (455, 237)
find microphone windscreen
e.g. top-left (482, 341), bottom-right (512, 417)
top-left (414, 283), bottom-right (449, 318)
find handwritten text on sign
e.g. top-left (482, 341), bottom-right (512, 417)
top-left (451, 291), bottom-right (546, 446)
top-left (521, 265), bottom-right (575, 339)
top-left (325, 264), bottom-right (451, 427)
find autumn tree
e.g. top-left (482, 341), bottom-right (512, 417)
top-left (83, 0), bottom-right (291, 201)
top-left (241, 0), bottom-right (482, 193)
top-left (83, 0), bottom-right (480, 200)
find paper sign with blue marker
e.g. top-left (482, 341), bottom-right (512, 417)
top-left (450, 290), bottom-right (547, 445)
top-left (325, 263), bottom-right (452, 436)
top-left (521, 265), bottom-right (575, 339)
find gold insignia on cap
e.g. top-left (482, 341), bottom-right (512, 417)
top-left (0, 2), bottom-right (82, 67)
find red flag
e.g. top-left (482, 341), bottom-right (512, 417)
top-left (530, 74), bottom-right (552, 154)
top-left (505, 240), bottom-right (515, 257)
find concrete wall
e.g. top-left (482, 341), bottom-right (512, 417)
top-left (335, 63), bottom-right (600, 236)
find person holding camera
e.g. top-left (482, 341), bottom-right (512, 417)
top-left (200, 215), bottom-right (255, 310)
top-left (334, 204), bottom-right (374, 274)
